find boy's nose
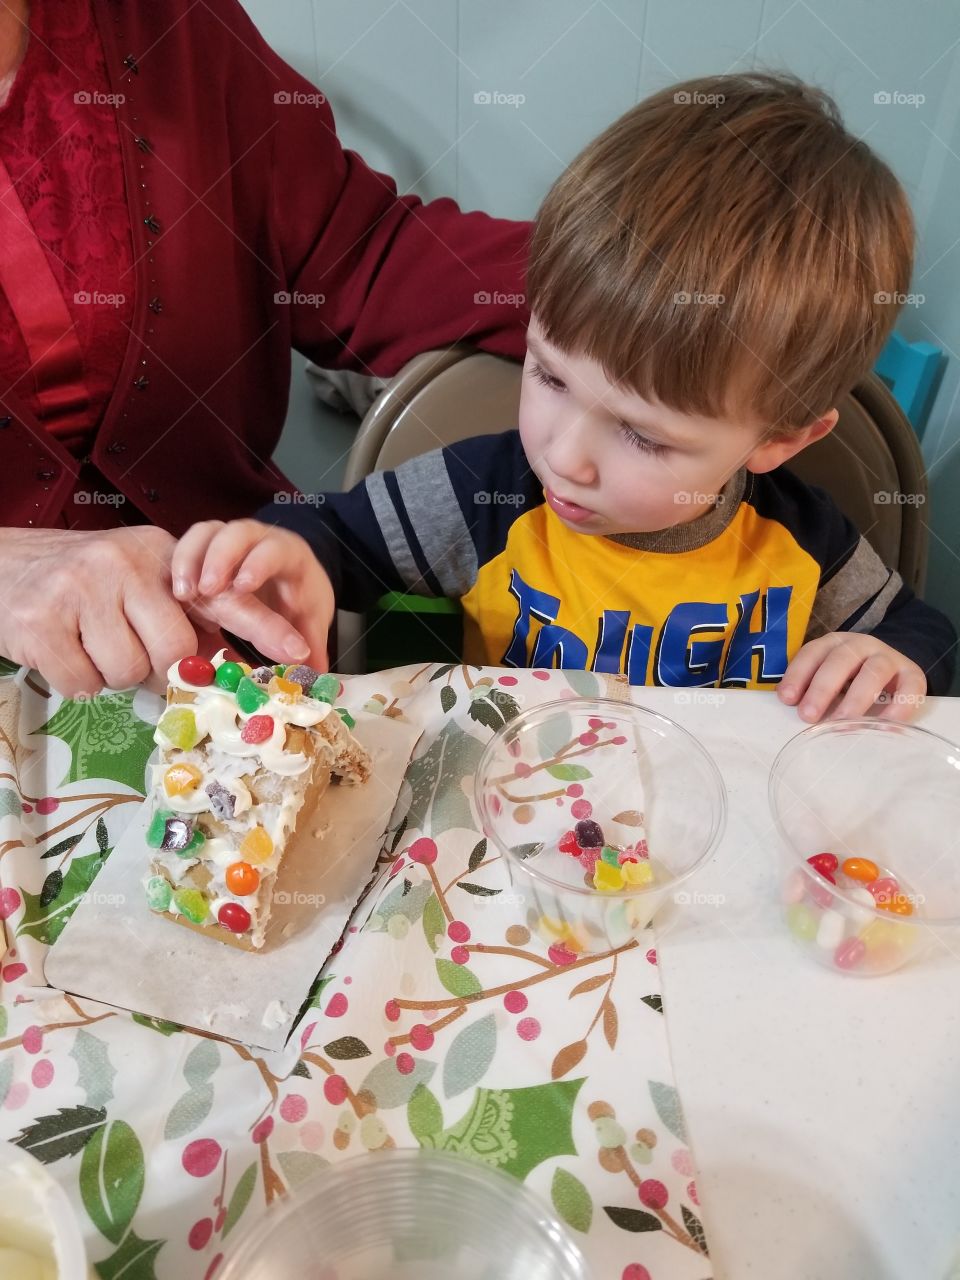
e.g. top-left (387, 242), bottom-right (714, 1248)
top-left (545, 423), bottom-right (598, 487)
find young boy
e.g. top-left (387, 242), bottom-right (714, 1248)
top-left (174, 72), bottom-right (955, 721)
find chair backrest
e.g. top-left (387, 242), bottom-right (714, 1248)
top-left (345, 347), bottom-right (930, 593)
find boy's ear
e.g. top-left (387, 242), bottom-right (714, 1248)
top-left (744, 409), bottom-right (839, 474)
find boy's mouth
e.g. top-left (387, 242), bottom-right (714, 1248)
top-left (544, 488), bottom-right (596, 524)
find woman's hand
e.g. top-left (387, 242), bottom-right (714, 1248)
top-left (0, 525), bottom-right (201, 697)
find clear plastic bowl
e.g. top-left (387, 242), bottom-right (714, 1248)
top-left (218, 1149), bottom-right (590, 1279)
top-left (0, 1141), bottom-right (90, 1279)
top-left (474, 698), bottom-right (727, 956)
top-left (769, 719), bottom-right (960, 976)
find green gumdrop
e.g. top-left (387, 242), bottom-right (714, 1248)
top-left (336, 707), bottom-right (356, 729)
top-left (214, 660), bottom-right (243, 692)
top-left (173, 888), bottom-right (209, 925)
top-left (158, 707), bottom-right (201, 750)
top-left (144, 876), bottom-right (172, 911)
top-left (786, 903), bottom-right (817, 941)
top-left (273, 665), bottom-right (287, 677)
top-left (180, 828), bottom-right (207, 858)
top-left (601, 844), bottom-right (620, 867)
top-left (146, 809), bottom-right (175, 849)
top-left (236, 676), bottom-right (269, 713)
top-left (310, 673), bottom-right (339, 703)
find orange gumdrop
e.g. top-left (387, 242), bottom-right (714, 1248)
top-left (163, 763), bottom-right (202, 796)
top-left (240, 826), bottom-right (274, 865)
top-left (225, 861), bottom-right (260, 896)
top-left (268, 675), bottom-right (301, 700)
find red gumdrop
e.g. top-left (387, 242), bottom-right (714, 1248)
top-left (178, 655), bottom-right (216, 687)
top-left (638, 1178), bottom-right (669, 1209)
top-left (240, 714), bottom-right (275, 744)
top-left (217, 902), bottom-right (251, 934)
top-left (558, 831), bottom-right (579, 855)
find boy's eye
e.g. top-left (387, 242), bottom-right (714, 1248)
top-left (619, 422), bottom-right (666, 456)
top-left (528, 362), bottom-right (566, 393)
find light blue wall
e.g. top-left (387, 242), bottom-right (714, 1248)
top-left (245, 0), bottom-right (960, 674)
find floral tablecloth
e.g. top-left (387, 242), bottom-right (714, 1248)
top-left (0, 660), bottom-right (712, 1280)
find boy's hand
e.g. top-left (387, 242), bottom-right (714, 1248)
top-left (172, 520), bottom-right (335, 670)
top-left (777, 632), bottom-right (926, 722)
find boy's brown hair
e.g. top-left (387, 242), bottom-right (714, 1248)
top-left (528, 72), bottom-right (915, 433)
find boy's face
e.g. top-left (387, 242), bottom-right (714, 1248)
top-left (518, 318), bottom-right (832, 537)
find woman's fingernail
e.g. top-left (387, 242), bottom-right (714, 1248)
top-left (173, 577), bottom-right (190, 597)
top-left (285, 637), bottom-right (309, 661)
top-left (198, 576), bottom-right (216, 594)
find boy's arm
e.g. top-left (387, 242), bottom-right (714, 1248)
top-left (802, 493), bottom-right (956, 695)
top-left (257, 430), bottom-right (530, 614)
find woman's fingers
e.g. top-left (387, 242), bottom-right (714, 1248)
top-left (205, 590), bottom-right (317, 666)
top-left (171, 521), bottom-right (225, 600)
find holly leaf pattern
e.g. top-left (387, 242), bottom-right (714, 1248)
top-left (17, 849), bottom-right (109, 945)
top-left (94, 1230), bottom-right (164, 1279)
top-left (400, 723), bottom-right (485, 836)
top-left (79, 1119), bottom-right (145, 1244)
top-left (13, 1105), bottom-right (106, 1164)
top-left (70, 1031), bottom-right (116, 1110)
top-left (34, 690), bottom-right (156, 791)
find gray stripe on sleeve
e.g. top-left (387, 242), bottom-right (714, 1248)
top-left (806, 535), bottom-right (899, 639)
top-left (394, 450), bottom-right (479, 596)
top-left (364, 471), bottom-right (424, 592)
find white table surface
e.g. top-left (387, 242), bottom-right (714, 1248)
top-left (645, 687), bottom-right (960, 1280)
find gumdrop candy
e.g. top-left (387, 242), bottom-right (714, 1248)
top-left (241, 826), bottom-right (274, 864)
top-left (173, 888), bottom-right (209, 924)
top-left (241, 715), bottom-right (275, 744)
top-left (157, 707), bottom-right (202, 751)
top-left (144, 876), bottom-right (172, 911)
top-left (236, 676), bottom-right (269, 713)
top-left (284, 664), bottom-right (322, 693)
top-left (310, 674), bottom-right (339, 703)
top-left (163, 763), bottom-right (202, 796)
top-left (574, 818), bottom-right (604, 848)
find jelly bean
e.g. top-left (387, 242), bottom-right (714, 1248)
top-left (160, 817), bottom-right (205, 856)
top-left (806, 856), bottom-right (836, 884)
top-left (240, 715), bottom-right (275, 745)
top-left (177, 655), bottom-right (215, 687)
top-left (310, 674), bottom-right (340, 703)
top-left (785, 903), bottom-right (817, 941)
top-left (144, 875), bottom-right (172, 911)
top-left (600, 844), bottom-right (620, 867)
top-left (782, 870), bottom-right (806, 905)
top-left (807, 877), bottom-right (835, 910)
top-left (834, 937), bottom-right (866, 970)
top-left (268, 675), bottom-right (301, 700)
top-left (241, 826), bottom-right (274, 864)
top-left (622, 860), bottom-right (654, 887)
top-left (881, 893), bottom-right (914, 917)
top-left (146, 809), bottom-right (175, 848)
top-left (284, 665), bottom-right (322, 693)
top-left (575, 818), bottom-right (604, 848)
top-left (158, 707), bottom-right (202, 750)
top-left (205, 781), bottom-right (236, 821)
top-left (593, 861), bottom-right (624, 892)
top-left (173, 888), bottom-right (209, 925)
top-left (225, 862), bottom-right (260, 896)
top-left (218, 901), bottom-right (252, 934)
top-left (236, 676), bottom-right (269, 714)
top-left (336, 707), bottom-right (356, 729)
top-left (816, 909), bottom-right (845, 950)
top-left (859, 917), bottom-right (902, 949)
top-left (841, 857), bottom-right (879, 883)
top-left (163, 763), bottom-right (202, 796)
top-left (558, 831), bottom-right (579, 856)
top-left (867, 876), bottom-right (899, 907)
top-left (214, 660), bottom-right (243, 692)
top-left (807, 852), bottom-right (839, 876)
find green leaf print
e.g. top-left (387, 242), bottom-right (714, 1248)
top-left (401, 723), bottom-right (485, 836)
top-left (408, 1084), bottom-right (443, 1142)
top-left (70, 1031), bottom-right (117, 1110)
top-left (17, 849), bottom-right (109, 945)
top-left (79, 1119), bottom-right (145, 1244)
top-left (13, 1105), bottom-right (107, 1164)
top-left (360, 1056), bottom-right (437, 1110)
top-left (223, 1162), bottom-right (258, 1238)
top-left (551, 1168), bottom-right (593, 1233)
top-left (35, 690), bottom-right (157, 792)
top-left (422, 893), bottom-right (445, 952)
top-left (94, 1230), bottom-right (164, 1280)
top-left (649, 1079), bottom-right (688, 1143)
top-left (435, 958), bottom-right (482, 998)
top-left (442, 1015), bottom-right (497, 1099)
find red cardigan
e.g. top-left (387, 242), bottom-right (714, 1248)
top-left (0, 0), bottom-right (531, 533)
